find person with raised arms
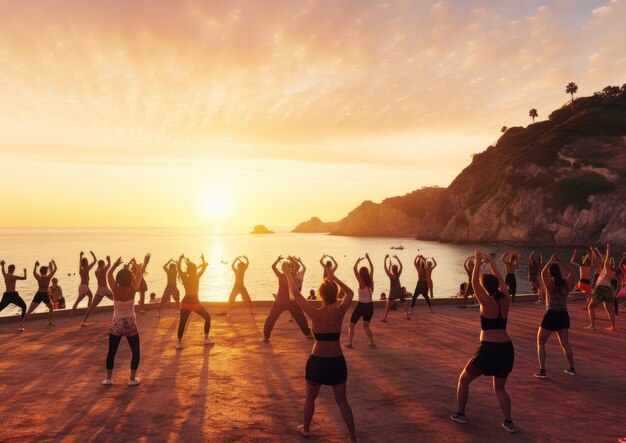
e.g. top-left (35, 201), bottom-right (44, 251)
top-left (380, 255), bottom-right (410, 322)
top-left (534, 254), bottom-right (577, 379)
top-left (319, 254), bottom-right (338, 279)
top-left (282, 260), bottom-right (358, 442)
top-left (0, 260), bottom-right (27, 320)
top-left (411, 255), bottom-right (433, 314)
top-left (586, 243), bottom-right (617, 331)
top-left (459, 257), bottom-right (477, 308)
top-left (226, 256), bottom-right (254, 317)
top-left (501, 252), bottom-right (520, 303)
top-left (176, 254), bottom-right (213, 349)
top-left (571, 249), bottom-right (592, 309)
top-left (529, 251), bottom-right (543, 303)
top-left (157, 259), bottom-right (181, 318)
top-left (19, 259), bottom-right (58, 331)
top-left (263, 256), bottom-right (312, 343)
top-left (425, 256), bottom-right (437, 300)
top-left (101, 254), bottom-right (149, 386)
top-left (70, 251), bottom-right (97, 317)
top-left (450, 250), bottom-right (515, 433)
top-left (346, 253), bottom-right (375, 348)
top-left (81, 256), bottom-right (112, 326)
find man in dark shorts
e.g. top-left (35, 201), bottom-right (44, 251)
top-left (380, 255), bottom-right (410, 322)
top-left (0, 260), bottom-right (28, 319)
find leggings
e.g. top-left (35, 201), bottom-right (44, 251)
top-left (178, 306), bottom-right (211, 339)
top-left (411, 281), bottom-right (431, 308)
top-left (106, 334), bottom-right (140, 370)
top-left (263, 301), bottom-right (311, 339)
top-left (505, 273), bottom-right (517, 302)
top-left (0, 292), bottom-right (27, 320)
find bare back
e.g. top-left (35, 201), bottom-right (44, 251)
top-left (79, 266), bottom-right (90, 285)
top-left (4, 274), bottom-right (18, 292)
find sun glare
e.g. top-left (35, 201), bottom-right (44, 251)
top-left (202, 193), bottom-right (234, 222)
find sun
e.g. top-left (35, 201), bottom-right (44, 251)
top-left (201, 192), bottom-right (234, 222)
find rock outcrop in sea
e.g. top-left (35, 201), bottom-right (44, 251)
top-left (291, 217), bottom-right (341, 233)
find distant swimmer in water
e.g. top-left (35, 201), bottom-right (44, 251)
top-left (0, 260), bottom-right (27, 320)
top-left (70, 251), bottom-right (96, 317)
top-left (346, 253), bottom-right (375, 348)
top-left (501, 252), bottom-right (520, 303)
top-left (282, 261), bottom-right (358, 442)
top-left (263, 256), bottom-right (312, 343)
top-left (450, 250), bottom-right (516, 433)
top-left (411, 255), bottom-right (433, 314)
top-left (157, 259), bottom-right (181, 318)
top-left (177, 254), bottom-right (213, 348)
top-left (460, 257), bottom-right (476, 308)
top-left (226, 255), bottom-right (254, 317)
top-left (81, 256), bottom-right (112, 326)
top-left (380, 255), bottom-right (410, 322)
top-left (101, 254), bottom-right (149, 386)
top-left (586, 243), bottom-right (617, 331)
top-left (529, 251), bottom-right (544, 303)
top-left (534, 254), bottom-right (577, 379)
top-left (570, 249), bottom-right (592, 309)
top-left (19, 259), bottom-right (58, 331)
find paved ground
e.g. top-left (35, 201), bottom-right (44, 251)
top-left (0, 298), bottom-right (624, 442)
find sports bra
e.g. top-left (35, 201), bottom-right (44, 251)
top-left (313, 332), bottom-right (341, 341)
top-left (480, 301), bottom-right (507, 331)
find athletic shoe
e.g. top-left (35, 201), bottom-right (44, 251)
top-left (101, 379), bottom-right (113, 385)
top-left (502, 420), bottom-right (516, 433)
top-left (156, 313), bottom-right (161, 318)
top-left (564, 368), bottom-right (577, 376)
top-left (204, 337), bottom-right (215, 346)
top-left (46, 321), bottom-right (54, 327)
top-left (533, 370), bottom-right (547, 379)
top-left (127, 378), bottom-right (141, 386)
top-left (468, 303), bottom-right (480, 308)
top-left (450, 412), bottom-right (468, 424)
top-left (18, 326), bottom-right (24, 332)
top-left (262, 336), bottom-right (270, 343)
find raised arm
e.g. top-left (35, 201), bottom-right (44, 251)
top-left (231, 257), bottom-right (239, 272)
top-left (487, 256), bottom-right (508, 297)
top-left (330, 256), bottom-right (338, 272)
top-left (330, 269), bottom-right (355, 313)
top-left (163, 259), bottom-right (172, 273)
top-left (414, 255), bottom-right (420, 270)
top-left (570, 249), bottom-right (580, 267)
top-left (529, 251), bottom-right (535, 266)
top-left (88, 251), bottom-right (97, 270)
top-left (0, 260), bottom-right (5, 278)
top-left (107, 257), bottom-right (123, 291)
top-left (177, 255), bottom-right (184, 278)
top-left (272, 255), bottom-right (283, 277)
top-left (395, 256), bottom-right (403, 275)
top-left (282, 262), bottom-right (316, 318)
top-left (79, 251), bottom-right (84, 269)
top-left (197, 254), bottom-right (208, 279)
top-left (431, 257), bottom-right (437, 269)
top-left (104, 256), bottom-right (111, 272)
top-left (242, 255), bottom-right (250, 268)
top-left (353, 257), bottom-right (363, 285)
top-left (384, 255), bottom-right (392, 277)
top-left (604, 243), bottom-right (611, 270)
top-left (49, 260), bottom-right (57, 277)
top-left (472, 251), bottom-right (490, 307)
top-left (33, 261), bottom-right (40, 278)
top-left (17, 267), bottom-right (27, 280)
top-left (541, 256), bottom-right (555, 293)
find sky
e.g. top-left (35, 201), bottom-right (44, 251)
top-left (0, 0), bottom-right (624, 230)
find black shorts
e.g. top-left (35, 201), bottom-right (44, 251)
top-left (414, 280), bottom-right (429, 297)
top-left (468, 341), bottom-right (514, 378)
top-left (350, 302), bottom-right (374, 323)
top-left (541, 309), bottom-right (570, 331)
top-left (306, 355), bottom-right (347, 386)
top-left (389, 289), bottom-right (405, 303)
top-left (33, 291), bottom-right (51, 305)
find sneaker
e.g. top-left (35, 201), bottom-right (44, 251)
top-left (101, 379), bottom-right (113, 385)
top-left (176, 342), bottom-right (183, 349)
top-left (564, 367), bottom-right (577, 376)
top-left (18, 326), bottom-right (25, 332)
top-left (127, 378), bottom-right (141, 386)
top-left (263, 336), bottom-right (270, 343)
top-left (46, 321), bottom-right (54, 327)
top-left (156, 313), bottom-right (161, 318)
top-left (502, 420), bottom-right (516, 433)
top-left (533, 369), bottom-right (547, 379)
top-left (450, 412), bottom-right (468, 424)
top-left (468, 303), bottom-right (480, 308)
top-left (204, 337), bottom-right (215, 346)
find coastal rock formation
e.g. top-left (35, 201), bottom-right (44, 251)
top-left (296, 87), bottom-right (626, 245)
top-left (251, 225), bottom-right (274, 234)
top-left (418, 91), bottom-right (626, 246)
top-left (291, 217), bottom-right (341, 233)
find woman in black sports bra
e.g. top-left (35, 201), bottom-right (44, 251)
top-left (282, 261), bottom-right (357, 442)
top-left (450, 250), bottom-right (516, 433)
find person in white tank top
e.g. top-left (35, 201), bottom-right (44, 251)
top-left (346, 254), bottom-right (376, 348)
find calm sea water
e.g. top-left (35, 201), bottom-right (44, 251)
top-left (0, 228), bottom-right (571, 317)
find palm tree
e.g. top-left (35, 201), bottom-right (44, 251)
top-left (501, 126), bottom-right (507, 133)
top-left (529, 108), bottom-right (538, 123)
top-left (566, 82), bottom-right (578, 110)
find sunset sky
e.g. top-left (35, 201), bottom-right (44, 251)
top-left (1, 0), bottom-right (624, 229)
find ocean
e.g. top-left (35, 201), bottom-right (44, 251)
top-left (0, 228), bottom-right (571, 317)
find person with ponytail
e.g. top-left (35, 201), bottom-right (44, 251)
top-left (534, 254), bottom-right (577, 379)
top-left (346, 253), bottom-right (375, 348)
top-left (450, 250), bottom-right (516, 433)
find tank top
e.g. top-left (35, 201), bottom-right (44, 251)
top-left (113, 299), bottom-right (135, 318)
top-left (390, 275), bottom-right (400, 293)
top-left (596, 268), bottom-right (615, 288)
top-left (546, 284), bottom-right (569, 311)
top-left (358, 286), bottom-right (373, 303)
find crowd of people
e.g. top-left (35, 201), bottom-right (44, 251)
top-left (1, 244), bottom-right (625, 441)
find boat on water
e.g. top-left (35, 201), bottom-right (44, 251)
top-left (390, 245), bottom-right (405, 250)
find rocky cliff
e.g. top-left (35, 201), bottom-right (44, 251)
top-left (291, 217), bottom-right (341, 233)
top-left (294, 85), bottom-right (626, 245)
top-left (417, 88), bottom-right (626, 246)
